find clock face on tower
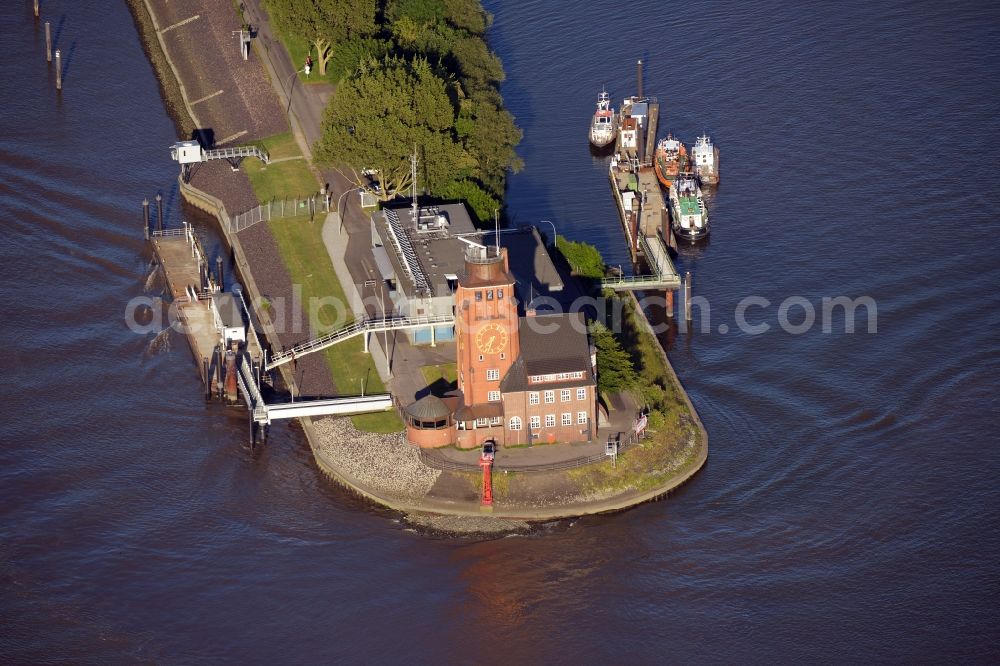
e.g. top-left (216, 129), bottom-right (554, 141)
top-left (475, 322), bottom-right (508, 355)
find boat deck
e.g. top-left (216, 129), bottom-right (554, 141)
top-left (679, 197), bottom-right (700, 216)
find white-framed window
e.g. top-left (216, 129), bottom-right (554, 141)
top-left (578, 411), bottom-right (588, 424)
top-left (476, 417), bottom-right (489, 427)
top-left (488, 390), bottom-right (500, 402)
top-left (528, 392), bottom-right (539, 405)
top-left (561, 412), bottom-right (572, 426)
top-left (545, 414), bottom-right (556, 428)
top-left (486, 368), bottom-right (500, 381)
top-left (509, 416), bottom-right (522, 431)
top-left (529, 415), bottom-right (541, 430)
top-left (577, 388), bottom-right (587, 400)
top-left (560, 389), bottom-right (571, 402)
top-left (490, 416), bottom-right (502, 426)
top-left (544, 390), bottom-right (555, 404)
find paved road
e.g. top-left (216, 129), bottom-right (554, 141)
top-left (239, 0), bottom-right (458, 403)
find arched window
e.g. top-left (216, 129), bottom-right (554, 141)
top-left (509, 416), bottom-right (522, 431)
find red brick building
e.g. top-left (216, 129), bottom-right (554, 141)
top-left (405, 246), bottom-right (596, 449)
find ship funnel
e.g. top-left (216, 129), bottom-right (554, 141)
top-left (637, 59), bottom-right (644, 99)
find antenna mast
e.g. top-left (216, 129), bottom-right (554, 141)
top-left (410, 145), bottom-right (418, 223)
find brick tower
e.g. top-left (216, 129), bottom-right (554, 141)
top-left (454, 244), bottom-right (519, 446)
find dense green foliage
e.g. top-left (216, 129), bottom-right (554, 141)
top-left (265, 0), bottom-right (377, 75)
top-left (436, 179), bottom-right (499, 225)
top-left (556, 235), bottom-right (607, 279)
top-left (590, 322), bottom-right (641, 395)
top-left (273, 0), bottom-right (521, 208)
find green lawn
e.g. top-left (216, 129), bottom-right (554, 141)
top-left (254, 131), bottom-right (303, 161)
top-left (351, 410), bottom-right (405, 433)
top-left (245, 131), bottom-right (400, 432)
top-left (245, 133), bottom-right (318, 202)
top-left (420, 363), bottom-right (458, 385)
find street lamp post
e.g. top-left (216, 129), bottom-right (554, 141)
top-left (540, 219), bottom-right (557, 248)
top-left (284, 66), bottom-right (304, 115)
top-left (336, 186), bottom-right (361, 232)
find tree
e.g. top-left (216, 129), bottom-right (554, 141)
top-left (266, 0), bottom-right (377, 76)
top-left (436, 179), bottom-right (499, 226)
top-left (556, 236), bottom-right (606, 279)
top-left (464, 91), bottom-right (522, 195)
top-left (314, 57), bottom-right (472, 199)
top-left (590, 322), bottom-right (640, 396)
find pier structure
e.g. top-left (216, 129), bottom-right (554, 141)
top-left (171, 140), bottom-right (270, 182)
top-left (147, 210), bottom-right (392, 442)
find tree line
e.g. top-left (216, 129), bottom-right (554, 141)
top-left (265, 0), bottom-right (523, 224)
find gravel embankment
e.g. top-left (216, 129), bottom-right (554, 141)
top-left (404, 514), bottom-right (531, 535)
top-left (312, 417), bottom-right (440, 499)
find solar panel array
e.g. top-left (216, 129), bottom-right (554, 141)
top-left (384, 209), bottom-right (430, 293)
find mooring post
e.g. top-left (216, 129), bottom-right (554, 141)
top-left (142, 198), bottom-right (150, 239)
top-left (215, 256), bottom-right (224, 291)
top-left (34, 0), bottom-right (39, 19)
top-left (665, 289), bottom-right (674, 318)
top-left (54, 49), bottom-right (62, 90)
top-left (215, 345), bottom-right (224, 398)
top-left (203, 357), bottom-right (211, 399)
top-left (684, 271), bottom-right (693, 321)
top-left (45, 21), bottom-right (52, 62)
top-left (155, 193), bottom-right (163, 232)
top-left (637, 59), bottom-right (643, 99)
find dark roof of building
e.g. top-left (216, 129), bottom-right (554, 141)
top-left (455, 402), bottom-right (504, 422)
top-left (212, 292), bottom-right (244, 328)
top-left (371, 202), bottom-right (562, 302)
top-left (500, 312), bottom-right (595, 392)
top-left (486, 226), bottom-right (564, 295)
top-left (404, 394), bottom-right (452, 420)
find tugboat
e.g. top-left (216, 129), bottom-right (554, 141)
top-left (691, 134), bottom-right (720, 185)
top-left (653, 133), bottom-right (688, 188)
top-left (669, 173), bottom-right (709, 241)
top-left (589, 90), bottom-right (617, 149)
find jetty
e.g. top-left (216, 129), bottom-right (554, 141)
top-left (599, 60), bottom-right (689, 319)
top-left (144, 197), bottom-right (391, 445)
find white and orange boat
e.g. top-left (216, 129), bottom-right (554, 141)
top-left (589, 90), bottom-right (617, 149)
top-left (653, 133), bottom-right (688, 188)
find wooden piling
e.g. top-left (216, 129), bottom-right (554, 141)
top-left (665, 289), bottom-right (674, 318)
top-left (203, 357), bottom-right (211, 398)
top-left (142, 198), bottom-right (150, 239)
top-left (155, 193), bottom-right (163, 232)
top-left (45, 21), bottom-right (51, 62)
top-left (637, 59), bottom-right (643, 99)
top-left (34, 0), bottom-right (39, 19)
top-left (684, 271), bottom-right (692, 321)
top-left (54, 49), bottom-right (61, 90)
top-left (215, 256), bottom-right (224, 290)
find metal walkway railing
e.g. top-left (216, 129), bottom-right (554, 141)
top-left (600, 234), bottom-right (681, 291)
top-left (204, 145), bottom-right (270, 165)
top-left (266, 314), bottom-right (455, 371)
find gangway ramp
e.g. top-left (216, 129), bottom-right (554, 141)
top-left (235, 350), bottom-right (392, 424)
top-left (266, 314), bottom-right (455, 371)
top-left (600, 234), bottom-right (681, 291)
